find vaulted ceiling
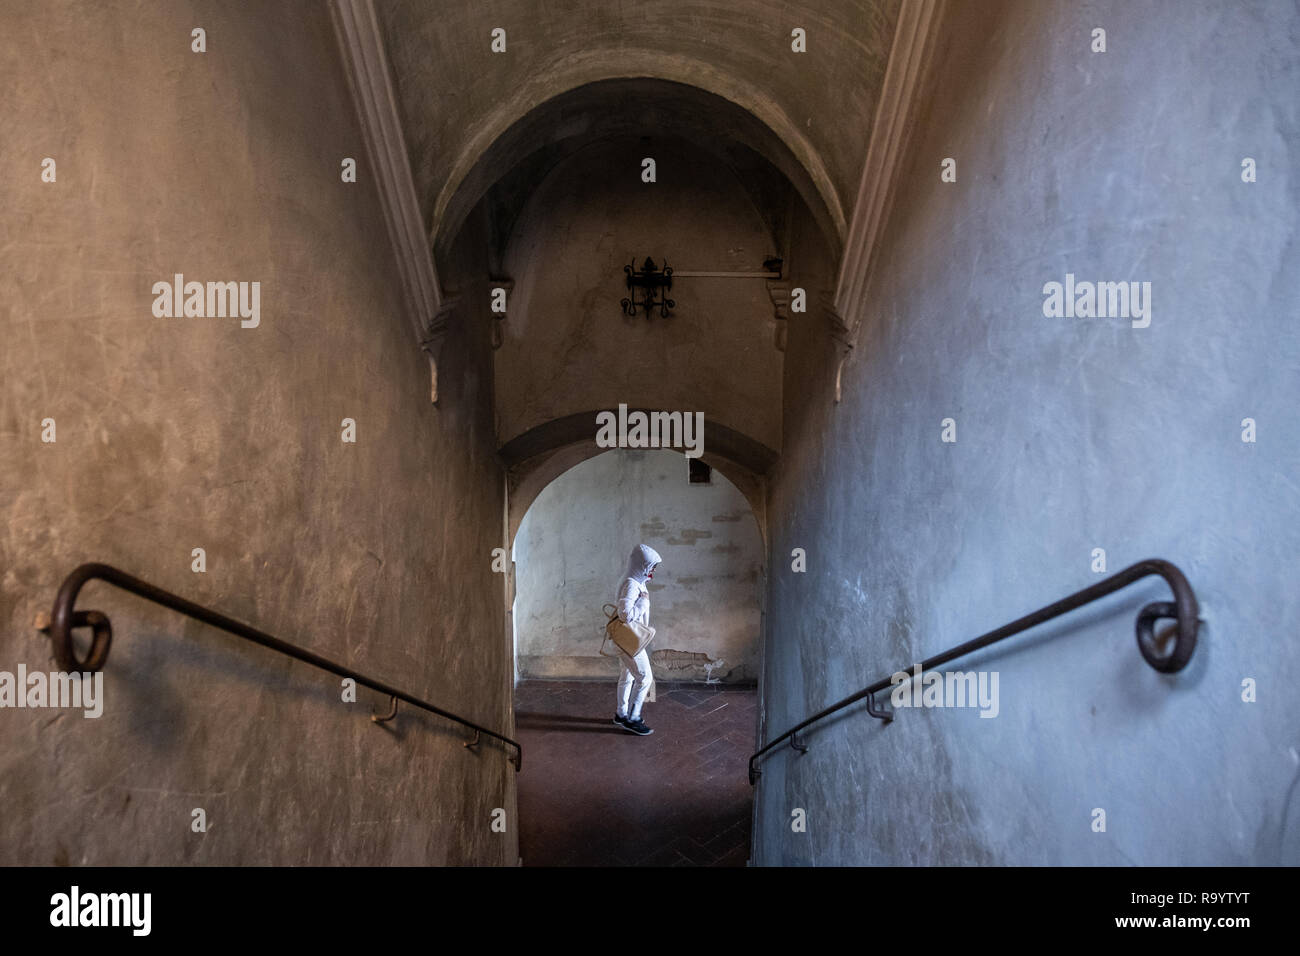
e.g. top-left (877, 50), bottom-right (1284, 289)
top-left (344, 0), bottom-right (916, 499)
top-left (375, 0), bottom-right (902, 257)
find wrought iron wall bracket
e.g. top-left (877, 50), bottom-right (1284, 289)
top-left (748, 559), bottom-right (1199, 786)
top-left (43, 563), bottom-right (522, 771)
top-left (864, 692), bottom-right (894, 722)
top-left (621, 257), bottom-right (674, 318)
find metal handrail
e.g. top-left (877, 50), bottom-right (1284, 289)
top-left (43, 563), bottom-right (521, 771)
top-left (748, 558), bottom-right (1198, 785)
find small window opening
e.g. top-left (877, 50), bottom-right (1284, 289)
top-left (688, 458), bottom-right (712, 485)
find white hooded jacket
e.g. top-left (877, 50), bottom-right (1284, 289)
top-left (616, 544), bottom-right (662, 627)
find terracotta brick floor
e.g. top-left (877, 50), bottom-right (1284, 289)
top-left (514, 679), bottom-right (758, 867)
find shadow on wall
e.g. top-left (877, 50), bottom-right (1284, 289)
top-left (513, 449), bottom-right (763, 683)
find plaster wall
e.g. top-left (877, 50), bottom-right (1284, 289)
top-left (0, 0), bottom-right (515, 865)
top-left (755, 0), bottom-right (1300, 865)
top-left (496, 138), bottom-right (785, 451)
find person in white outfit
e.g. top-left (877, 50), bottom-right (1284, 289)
top-left (614, 543), bottom-right (662, 735)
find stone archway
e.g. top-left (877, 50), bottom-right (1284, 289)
top-left (511, 447), bottom-right (765, 684)
top-left (502, 413), bottom-right (772, 552)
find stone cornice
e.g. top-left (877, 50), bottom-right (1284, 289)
top-left (833, 0), bottom-right (945, 356)
top-left (330, 0), bottom-right (443, 348)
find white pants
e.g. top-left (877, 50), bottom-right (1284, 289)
top-left (616, 647), bottom-right (653, 721)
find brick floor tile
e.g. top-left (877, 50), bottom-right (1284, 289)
top-left (516, 679), bottom-right (756, 867)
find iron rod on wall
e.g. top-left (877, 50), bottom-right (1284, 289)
top-left (44, 562), bottom-right (522, 770)
top-left (748, 558), bottom-right (1198, 785)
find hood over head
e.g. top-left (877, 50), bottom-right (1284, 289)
top-left (626, 544), bottom-right (663, 583)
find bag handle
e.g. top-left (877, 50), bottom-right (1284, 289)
top-left (599, 604), bottom-right (621, 657)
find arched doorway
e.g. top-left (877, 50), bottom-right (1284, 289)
top-left (513, 448), bottom-right (764, 681)
top-left (510, 448), bottom-right (763, 866)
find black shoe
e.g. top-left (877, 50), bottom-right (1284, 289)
top-left (613, 714), bottom-right (630, 728)
top-left (624, 717), bottom-right (653, 736)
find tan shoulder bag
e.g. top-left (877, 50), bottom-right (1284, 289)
top-left (601, 603), bottom-right (656, 657)
top-left (600, 604), bottom-right (658, 703)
